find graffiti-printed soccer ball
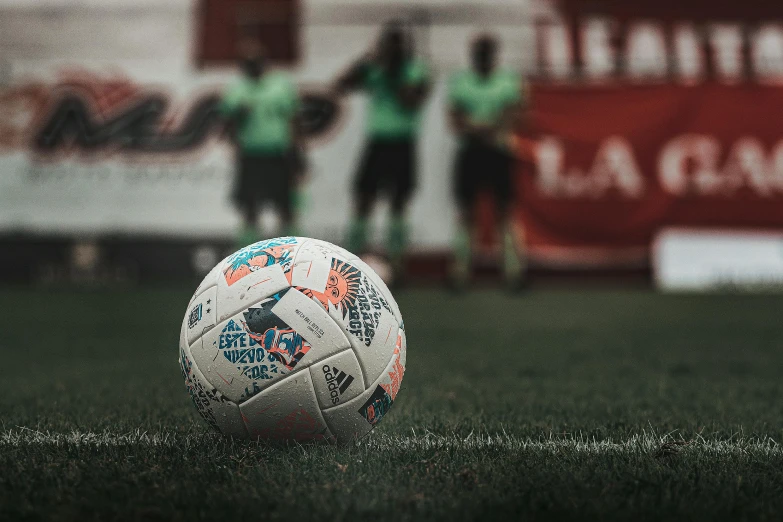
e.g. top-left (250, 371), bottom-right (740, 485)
top-left (179, 237), bottom-right (406, 442)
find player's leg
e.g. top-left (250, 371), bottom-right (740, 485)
top-left (287, 147), bottom-right (307, 237)
top-left (451, 202), bottom-right (475, 290)
top-left (287, 186), bottom-right (305, 236)
top-left (348, 142), bottom-right (380, 254)
top-left (349, 193), bottom-right (375, 254)
top-left (386, 140), bottom-right (415, 281)
top-left (273, 155), bottom-right (298, 237)
top-left (450, 145), bottom-right (478, 289)
top-left (234, 154), bottom-right (262, 248)
top-left (279, 198), bottom-right (296, 237)
top-left (237, 200), bottom-right (260, 247)
top-left (492, 148), bottom-right (526, 290)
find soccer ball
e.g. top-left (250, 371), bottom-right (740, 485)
top-left (178, 237), bottom-right (406, 443)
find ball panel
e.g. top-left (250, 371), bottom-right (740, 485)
top-left (291, 255), bottom-right (400, 376)
top-left (348, 256), bottom-right (403, 324)
top-left (188, 261), bottom-right (223, 307)
top-left (193, 293), bottom-right (312, 403)
top-left (322, 333), bottom-right (405, 441)
top-left (289, 239), bottom-right (335, 294)
top-left (179, 347), bottom-right (247, 438)
top-left (370, 330), bottom-right (405, 420)
top-left (179, 308), bottom-right (189, 355)
top-left (352, 309), bottom-right (399, 387)
top-left (270, 287), bottom-right (352, 356)
top-left (190, 315), bottom-right (250, 404)
top-left (219, 237), bottom-right (300, 288)
top-left (239, 370), bottom-right (333, 442)
top-left (309, 350), bottom-right (365, 410)
top-left (191, 287), bottom-right (352, 404)
top-left (185, 286), bottom-right (217, 346)
top-left (215, 262), bottom-right (290, 323)
top-left (320, 395), bottom-right (373, 443)
top-left (398, 327), bottom-right (407, 369)
top-left (296, 238), bottom-right (356, 265)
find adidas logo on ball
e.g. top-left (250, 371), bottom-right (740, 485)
top-left (322, 365), bottom-right (354, 405)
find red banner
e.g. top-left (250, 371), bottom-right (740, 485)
top-left (518, 83), bottom-right (783, 266)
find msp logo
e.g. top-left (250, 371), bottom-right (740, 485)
top-left (9, 71), bottom-right (342, 154)
top-left (188, 303), bottom-right (203, 329)
top-left (322, 365), bottom-right (355, 405)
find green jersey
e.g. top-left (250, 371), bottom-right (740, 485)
top-left (362, 60), bottom-right (429, 139)
top-left (448, 68), bottom-right (523, 131)
top-left (220, 72), bottom-right (299, 154)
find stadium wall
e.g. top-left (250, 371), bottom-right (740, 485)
top-left (0, 0), bottom-right (529, 254)
top-left (3, 0), bottom-right (783, 282)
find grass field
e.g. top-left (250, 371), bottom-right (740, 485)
top-left (2, 287), bottom-right (783, 521)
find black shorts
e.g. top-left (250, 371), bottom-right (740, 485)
top-left (454, 141), bottom-right (514, 210)
top-left (354, 139), bottom-right (415, 204)
top-left (233, 153), bottom-right (293, 211)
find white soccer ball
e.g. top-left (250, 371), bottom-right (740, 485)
top-left (179, 237), bottom-right (406, 443)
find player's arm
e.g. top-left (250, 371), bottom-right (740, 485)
top-left (447, 73), bottom-right (492, 139)
top-left (499, 76), bottom-right (526, 131)
top-left (286, 81), bottom-right (308, 181)
top-left (450, 107), bottom-right (495, 141)
top-left (219, 81), bottom-right (243, 117)
top-left (397, 83), bottom-right (428, 110)
top-left (449, 96), bottom-right (495, 141)
top-left (477, 74), bottom-right (525, 146)
top-left (516, 78), bottom-right (530, 134)
top-left (498, 76), bottom-right (529, 155)
top-left (397, 61), bottom-right (430, 110)
top-left (496, 99), bottom-right (523, 134)
top-left (219, 82), bottom-right (250, 139)
top-left (397, 78), bottom-right (430, 110)
top-left (290, 109), bottom-right (308, 182)
top-left (448, 105), bottom-right (471, 135)
top-left (447, 72), bottom-right (465, 134)
top-left (333, 56), bottom-right (371, 94)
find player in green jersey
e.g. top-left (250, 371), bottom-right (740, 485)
top-left (334, 23), bottom-right (431, 283)
top-left (448, 34), bottom-right (526, 290)
top-left (220, 39), bottom-right (304, 247)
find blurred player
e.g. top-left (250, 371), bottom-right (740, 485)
top-left (448, 35), bottom-right (526, 290)
top-left (334, 22), bottom-right (431, 283)
top-left (220, 38), bottom-right (303, 247)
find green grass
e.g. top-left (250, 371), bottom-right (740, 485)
top-left (2, 288), bottom-right (783, 521)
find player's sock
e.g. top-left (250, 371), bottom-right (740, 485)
top-left (451, 225), bottom-right (471, 289)
top-left (283, 222), bottom-right (301, 237)
top-left (387, 216), bottom-right (408, 277)
top-left (347, 217), bottom-right (369, 254)
top-left (237, 224), bottom-right (259, 249)
top-left (502, 225), bottom-right (526, 289)
top-left (287, 186), bottom-right (306, 237)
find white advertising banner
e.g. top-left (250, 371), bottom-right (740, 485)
top-left (654, 229), bottom-right (783, 291)
top-left (0, 68), bottom-right (457, 249)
